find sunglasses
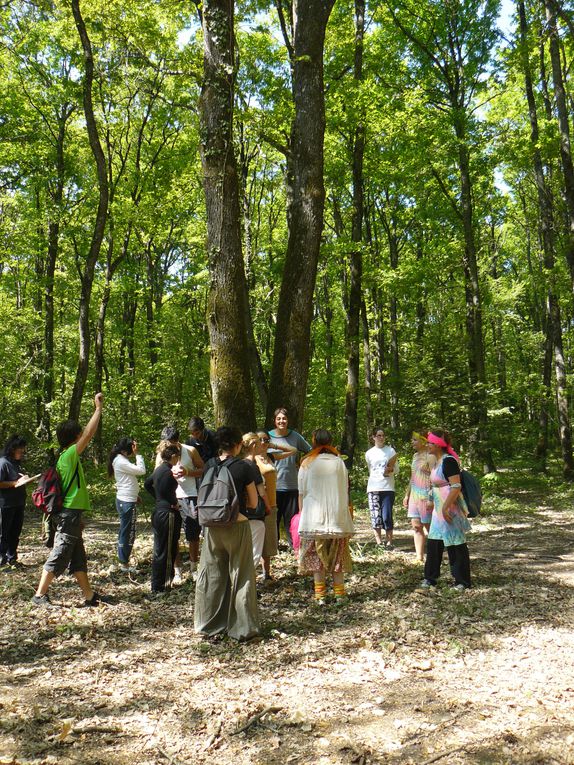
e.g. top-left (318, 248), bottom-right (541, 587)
top-left (260, 438), bottom-right (270, 443)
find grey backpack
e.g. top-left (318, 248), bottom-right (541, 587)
top-left (197, 457), bottom-right (240, 527)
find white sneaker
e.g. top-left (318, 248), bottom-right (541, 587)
top-left (173, 567), bottom-right (183, 585)
top-left (119, 563), bottom-right (138, 574)
top-left (416, 579), bottom-right (435, 591)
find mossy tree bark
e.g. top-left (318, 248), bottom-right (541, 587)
top-left (198, 0), bottom-right (255, 431)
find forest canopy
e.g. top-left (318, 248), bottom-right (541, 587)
top-left (1, 0), bottom-right (574, 476)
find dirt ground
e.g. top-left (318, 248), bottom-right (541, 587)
top-left (1, 467), bottom-right (574, 765)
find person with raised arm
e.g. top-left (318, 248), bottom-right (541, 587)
top-left (32, 393), bottom-right (111, 608)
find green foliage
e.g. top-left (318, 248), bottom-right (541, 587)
top-left (0, 0), bottom-right (574, 482)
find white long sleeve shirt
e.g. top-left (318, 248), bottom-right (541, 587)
top-left (113, 454), bottom-right (146, 502)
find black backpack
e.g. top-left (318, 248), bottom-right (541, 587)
top-left (197, 457), bottom-right (240, 527)
top-left (461, 469), bottom-right (481, 518)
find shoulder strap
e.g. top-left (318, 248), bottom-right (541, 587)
top-left (62, 462), bottom-right (80, 498)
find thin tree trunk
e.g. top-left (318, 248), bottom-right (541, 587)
top-left (199, 0), bottom-right (255, 431)
top-left (519, 0), bottom-right (574, 476)
top-left (239, 124), bottom-right (269, 413)
top-left (361, 298), bottom-right (374, 433)
top-left (454, 115), bottom-right (495, 473)
top-left (266, 0), bottom-right (335, 429)
top-left (69, 0), bottom-right (109, 421)
top-left (545, 0), bottom-right (574, 284)
top-left (340, 0), bottom-right (365, 469)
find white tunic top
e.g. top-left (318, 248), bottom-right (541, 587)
top-left (297, 453), bottom-right (354, 538)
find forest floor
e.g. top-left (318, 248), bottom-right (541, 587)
top-left (1, 465), bottom-right (574, 765)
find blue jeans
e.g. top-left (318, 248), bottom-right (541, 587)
top-left (116, 499), bottom-right (137, 564)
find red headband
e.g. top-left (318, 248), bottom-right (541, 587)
top-left (427, 432), bottom-right (460, 462)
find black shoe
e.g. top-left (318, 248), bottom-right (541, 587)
top-left (31, 594), bottom-right (56, 608)
top-left (82, 591), bottom-right (113, 607)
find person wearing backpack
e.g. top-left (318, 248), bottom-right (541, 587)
top-left (194, 426), bottom-right (261, 642)
top-left (418, 429), bottom-right (472, 592)
top-left (32, 393), bottom-right (111, 608)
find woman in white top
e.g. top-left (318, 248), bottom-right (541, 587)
top-left (108, 438), bottom-right (145, 572)
top-left (298, 429), bottom-right (354, 605)
top-left (365, 427), bottom-right (399, 548)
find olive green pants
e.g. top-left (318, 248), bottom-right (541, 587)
top-left (194, 522), bottom-right (260, 641)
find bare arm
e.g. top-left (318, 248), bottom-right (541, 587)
top-left (269, 442), bottom-right (297, 461)
top-left (76, 393), bottom-right (103, 455)
top-left (442, 475), bottom-right (462, 523)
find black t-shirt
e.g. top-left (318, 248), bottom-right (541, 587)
top-left (0, 457), bottom-right (26, 508)
top-left (187, 429), bottom-right (218, 463)
top-left (144, 462), bottom-right (178, 510)
top-left (203, 456), bottom-right (255, 516)
top-left (441, 456), bottom-right (460, 481)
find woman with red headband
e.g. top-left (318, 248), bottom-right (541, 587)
top-left (419, 429), bottom-right (471, 591)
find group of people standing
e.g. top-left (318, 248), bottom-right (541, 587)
top-left (1, 395), bottom-right (472, 640)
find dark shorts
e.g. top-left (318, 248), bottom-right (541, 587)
top-left (178, 497), bottom-right (201, 542)
top-left (43, 509), bottom-right (88, 576)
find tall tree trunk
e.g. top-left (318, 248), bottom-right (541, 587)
top-left (453, 113), bottom-right (495, 473)
top-left (69, 0), bottom-right (109, 421)
top-left (361, 298), bottom-right (374, 433)
top-left (545, 0), bottom-right (574, 284)
top-left (42, 107), bottom-right (71, 441)
top-left (519, 0), bottom-right (574, 477)
top-left (266, 0), bottom-right (335, 429)
top-left (321, 273), bottom-right (337, 432)
top-left (239, 125), bottom-right (269, 414)
top-left (199, 0), bottom-right (255, 431)
top-left (340, 0), bottom-right (365, 469)
top-left (388, 232), bottom-right (400, 432)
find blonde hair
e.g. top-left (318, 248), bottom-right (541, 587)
top-left (241, 432), bottom-right (259, 456)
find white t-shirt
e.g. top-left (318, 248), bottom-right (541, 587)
top-left (365, 445), bottom-right (399, 492)
top-left (113, 454), bottom-right (146, 502)
top-left (175, 443), bottom-right (200, 499)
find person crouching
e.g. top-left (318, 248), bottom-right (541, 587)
top-left (144, 443), bottom-right (181, 594)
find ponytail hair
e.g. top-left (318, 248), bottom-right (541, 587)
top-left (107, 437), bottom-right (135, 477)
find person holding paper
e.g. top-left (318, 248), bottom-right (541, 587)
top-left (0, 435), bottom-right (30, 568)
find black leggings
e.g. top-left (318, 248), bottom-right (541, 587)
top-left (424, 539), bottom-right (471, 588)
top-left (151, 507), bottom-right (182, 592)
top-left (276, 490), bottom-right (299, 548)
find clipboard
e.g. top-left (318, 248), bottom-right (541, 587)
top-left (17, 473), bottom-right (42, 486)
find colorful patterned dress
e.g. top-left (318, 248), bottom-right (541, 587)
top-left (406, 451), bottom-right (434, 524)
top-left (428, 458), bottom-right (471, 547)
